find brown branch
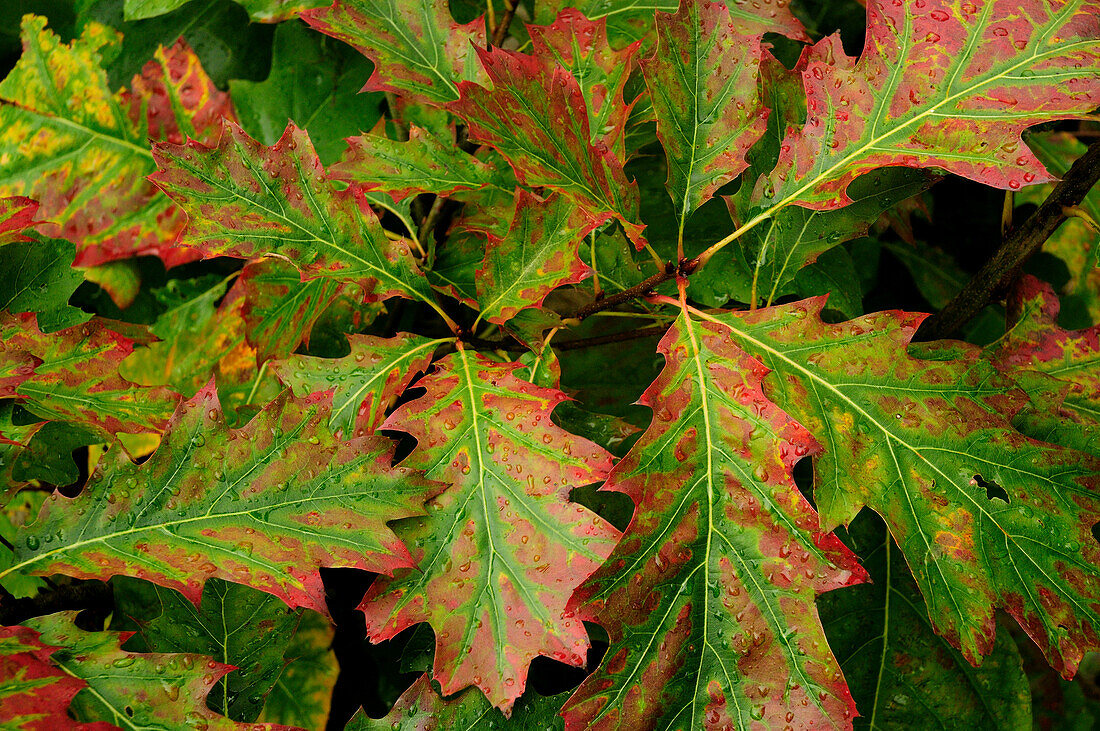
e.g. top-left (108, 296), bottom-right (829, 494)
top-left (917, 140), bottom-right (1100, 341)
top-left (491, 0), bottom-right (518, 47)
top-left (460, 323), bottom-right (668, 353)
top-left (573, 258), bottom-right (699, 321)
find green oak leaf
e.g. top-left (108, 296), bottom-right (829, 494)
top-left (78, 0), bottom-right (277, 86)
top-left (2, 384), bottom-right (438, 614)
top-left (718, 298), bottom-right (1100, 678)
top-left (820, 513), bottom-right (1032, 730)
top-left (0, 401), bottom-right (44, 491)
top-left (694, 167), bottom-right (932, 308)
top-left (565, 304), bottom-right (866, 730)
top-left (362, 352), bottom-right (620, 711)
top-left (789, 246), bottom-right (865, 320)
top-left (258, 611), bottom-right (339, 729)
top-left (113, 576), bottom-right (300, 722)
top-left (0, 234), bottom-right (90, 334)
top-left (273, 332), bottom-right (444, 437)
top-left (16, 612), bottom-right (286, 729)
top-left (347, 673), bottom-right (569, 730)
top-left (12, 421), bottom-right (101, 489)
top-left (0, 490), bottom-right (49, 599)
top-left (230, 19), bottom-right (383, 166)
top-left (426, 228), bottom-right (485, 308)
top-left (123, 0), bottom-right (324, 23)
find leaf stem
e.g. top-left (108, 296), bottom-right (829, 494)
top-left (244, 360), bottom-right (269, 406)
top-left (695, 208), bottom-right (773, 267)
top-left (589, 231), bottom-right (602, 298)
top-left (418, 196), bottom-right (447, 262)
top-left (676, 214), bottom-right (686, 261)
top-left (565, 204), bottom-right (777, 322)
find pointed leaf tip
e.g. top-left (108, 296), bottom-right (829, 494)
top-left (643, 0), bottom-right (808, 220)
top-left (450, 45), bottom-right (646, 247)
top-left (300, 0), bottom-right (488, 105)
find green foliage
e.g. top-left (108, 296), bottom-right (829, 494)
top-left (113, 576), bottom-right (301, 721)
top-left (0, 1), bottom-right (1098, 729)
top-left (231, 19), bottom-right (381, 165)
top-left (4, 611), bottom-right (284, 729)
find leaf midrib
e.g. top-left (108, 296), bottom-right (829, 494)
top-left (727, 4), bottom-right (1095, 256)
top-left (163, 149), bottom-right (434, 310)
top-left (698, 308), bottom-right (1099, 644)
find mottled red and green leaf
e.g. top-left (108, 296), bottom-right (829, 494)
top-left (0, 17), bottom-right (234, 267)
top-left (301, 0), bottom-right (488, 104)
top-left (757, 0), bottom-right (1100, 210)
top-left (274, 332), bottom-right (443, 437)
top-left (0, 314), bottom-right (178, 437)
top-left (450, 46), bottom-right (645, 244)
top-left (150, 122), bottom-right (440, 311)
top-left (362, 352), bottom-right (620, 711)
top-left (476, 191), bottom-right (599, 325)
top-left (565, 304), bottom-right (865, 730)
top-left (3, 385), bottom-right (438, 614)
top-left (720, 299), bottom-right (1100, 678)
